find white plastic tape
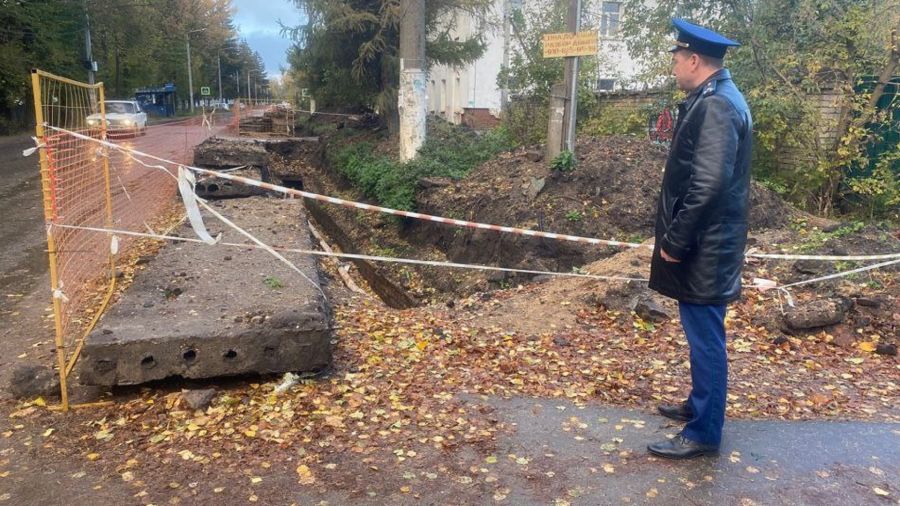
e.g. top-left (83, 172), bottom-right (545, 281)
top-left (177, 166), bottom-right (219, 245)
top-left (22, 137), bottom-right (44, 157)
top-left (751, 277), bottom-right (777, 291)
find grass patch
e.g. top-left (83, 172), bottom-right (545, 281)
top-left (330, 120), bottom-right (516, 211)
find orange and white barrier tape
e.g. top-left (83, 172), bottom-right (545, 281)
top-left (38, 126), bottom-right (900, 263)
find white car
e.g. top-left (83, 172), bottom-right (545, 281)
top-left (87, 100), bottom-right (147, 137)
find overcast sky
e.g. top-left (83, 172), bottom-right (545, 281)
top-left (231, 0), bottom-right (305, 79)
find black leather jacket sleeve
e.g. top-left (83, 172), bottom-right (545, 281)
top-left (660, 96), bottom-right (739, 260)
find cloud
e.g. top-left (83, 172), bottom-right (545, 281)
top-left (232, 0), bottom-right (305, 76)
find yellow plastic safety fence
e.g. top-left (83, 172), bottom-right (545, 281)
top-left (31, 69), bottom-right (114, 411)
top-left (30, 69), bottom-right (180, 411)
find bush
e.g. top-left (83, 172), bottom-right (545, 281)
top-left (550, 150), bottom-right (576, 172)
top-left (579, 104), bottom-right (647, 137)
top-left (331, 120), bottom-right (516, 211)
top-left (504, 98), bottom-right (548, 146)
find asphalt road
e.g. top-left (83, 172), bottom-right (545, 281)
top-left (0, 134), bottom-right (47, 300)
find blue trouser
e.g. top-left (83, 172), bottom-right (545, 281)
top-left (678, 302), bottom-right (728, 446)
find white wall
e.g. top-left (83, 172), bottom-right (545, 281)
top-left (585, 0), bottom-right (653, 90)
top-left (427, 1), bottom-right (505, 123)
top-left (426, 0), bottom-right (656, 122)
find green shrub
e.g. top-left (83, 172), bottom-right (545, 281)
top-left (504, 98), bottom-right (548, 146)
top-left (579, 105), bottom-right (647, 136)
top-left (331, 121), bottom-right (516, 211)
top-left (550, 150), bottom-right (576, 172)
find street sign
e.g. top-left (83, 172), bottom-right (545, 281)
top-left (542, 31), bottom-right (598, 58)
top-left (200, 86), bottom-right (211, 96)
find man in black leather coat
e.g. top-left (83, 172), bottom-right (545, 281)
top-left (646, 19), bottom-right (753, 460)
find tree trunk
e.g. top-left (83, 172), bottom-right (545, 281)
top-left (115, 36), bottom-right (121, 97)
top-left (825, 30), bottom-right (898, 213)
top-left (382, 54), bottom-right (400, 134)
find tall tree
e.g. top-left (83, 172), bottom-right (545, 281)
top-left (286, 0), bottom-right (494, 130)
top-left (0, 0), bottom-right (269, 131)
top-left (0, 0), bottom-right (83, 132)
top-left (620, 0), bottom-right (898, 215)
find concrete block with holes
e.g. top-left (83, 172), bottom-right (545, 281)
top-left (77, 197), bottom-right (332, 386)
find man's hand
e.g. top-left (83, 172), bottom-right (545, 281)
top-left (660, 248), bottom-right (681, 263)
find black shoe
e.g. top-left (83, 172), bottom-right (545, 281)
top-left (647, 434), bottom-right (719, 460)
top-left (658, 402), bottom-right (693, 422)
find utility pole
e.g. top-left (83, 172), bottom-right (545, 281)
top-left (500, 0), bottom-right (510, 113)
top-left (398, 0), bottom-right (426, 161)
top-left (217, 54), bottom-right (223, 104)
top-left (83, 5), bottom-right (95, 84)
top-left (562, 0), bottom-right (581, 153)
top-left (247, 71), bottom-right (251, 105)
top-left (186, 34), bottom-right (194, 112)
top-left (186, 28), bottom-right (205, 113)
top-left (235, 70), bottom-right (240, 99)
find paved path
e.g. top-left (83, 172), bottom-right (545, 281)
top-left (472, 396), bottom-right (898, 505)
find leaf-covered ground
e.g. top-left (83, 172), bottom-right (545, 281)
top-left (2, 268), bottom-right (897, 503)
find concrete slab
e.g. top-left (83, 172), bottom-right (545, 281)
top-left (196, 166), bottom-right (272, 199)
top-left (78, 197), bottom-right (332, 386)
top-left (192, 136), bottom-right (321, 169)
top-left (192, 137), bottom-right (269, 167)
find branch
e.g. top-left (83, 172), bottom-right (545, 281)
top-left (832, 28), bottom-right (899, 154)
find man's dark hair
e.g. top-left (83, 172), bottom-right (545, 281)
top-left (696, 52), bottom-right (724, 69)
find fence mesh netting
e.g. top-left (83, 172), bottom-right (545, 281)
top-left (32, 69), bottom-right (218, 408)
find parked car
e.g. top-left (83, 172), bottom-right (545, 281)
top-left (86, 100), bottom-right (147, 137)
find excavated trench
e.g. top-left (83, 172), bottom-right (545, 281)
top-left (192, 135), bottom-right (419, 310)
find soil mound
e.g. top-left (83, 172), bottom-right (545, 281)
top-left (411, 135), bottom-right (797, 273)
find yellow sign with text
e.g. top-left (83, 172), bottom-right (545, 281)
top-left (542, 31), bottom-right (599, 58)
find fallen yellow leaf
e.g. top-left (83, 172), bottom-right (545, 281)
top-left (858, 341), bottom-right (877, 352)
top-left (296, 465), bottom-right (316, 485)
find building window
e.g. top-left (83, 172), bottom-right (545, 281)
top-left (597, 78), bottom-right (616, 91)
top-left (600, 2), bottom-right (622, 37)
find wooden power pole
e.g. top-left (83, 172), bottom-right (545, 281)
top-left (399, 0), bottom-right (427, 161)
top-left (546, 0), bottom-right (582, 160)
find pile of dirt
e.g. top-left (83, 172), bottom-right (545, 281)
top-left (410, 135), bottom-right (798, 275)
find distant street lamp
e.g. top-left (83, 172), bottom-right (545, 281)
top-left (186, 28), bottom-right (206, 113)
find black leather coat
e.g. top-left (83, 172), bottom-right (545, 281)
top-left (648, 69), bottom-right (753, 305)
